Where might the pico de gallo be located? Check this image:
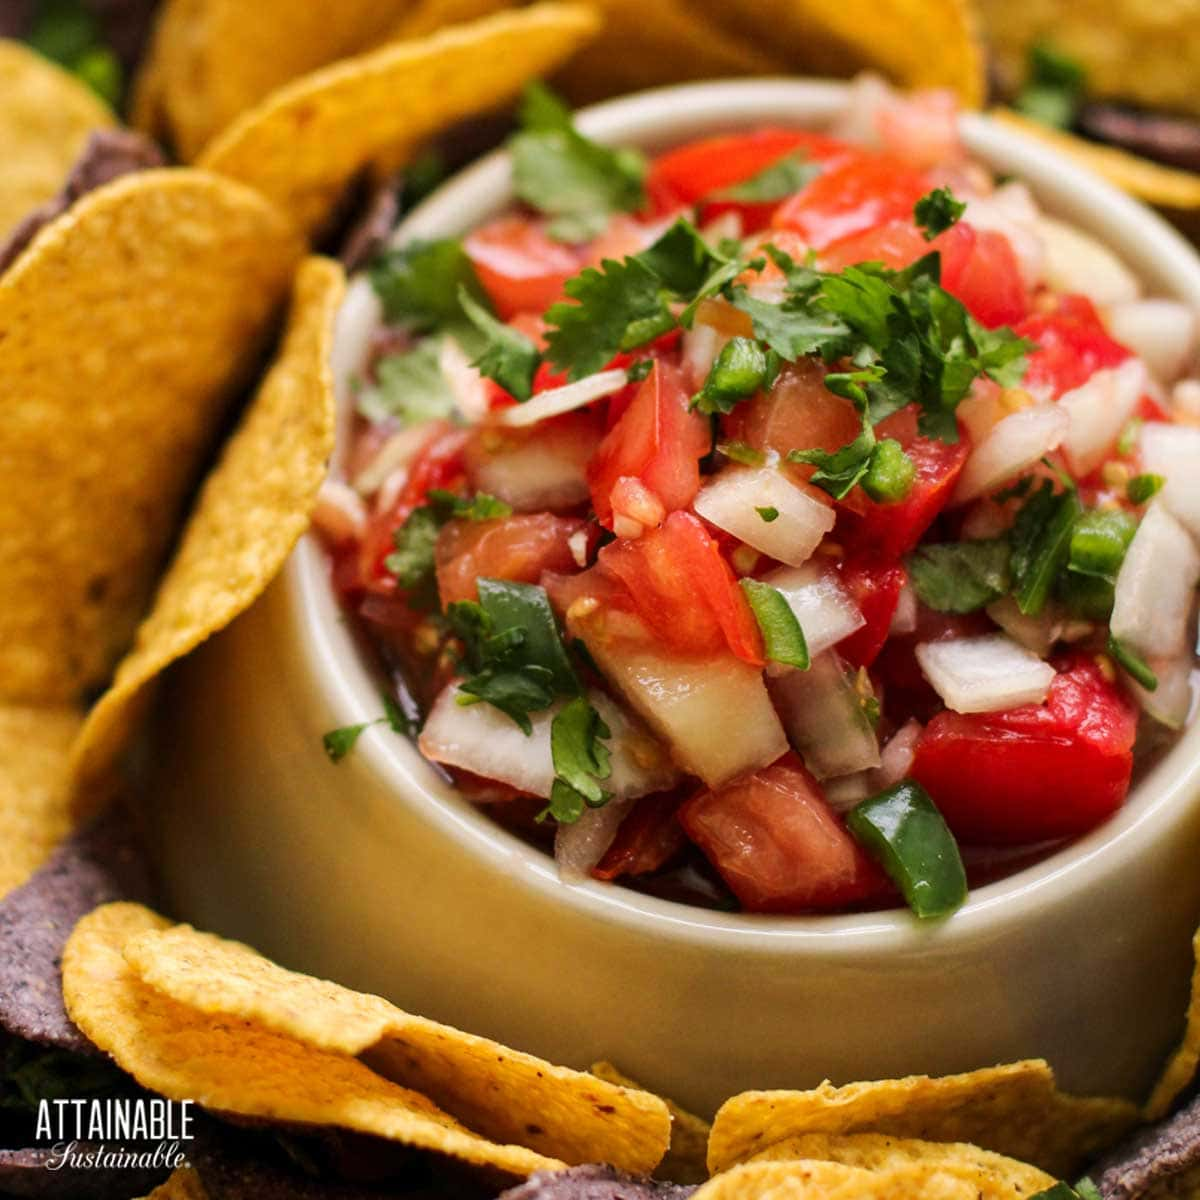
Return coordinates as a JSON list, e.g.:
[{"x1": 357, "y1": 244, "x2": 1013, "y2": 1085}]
[{"x1": 315, "y1": 76, "x2": 1200, "y2": 919}]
